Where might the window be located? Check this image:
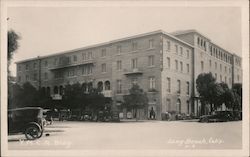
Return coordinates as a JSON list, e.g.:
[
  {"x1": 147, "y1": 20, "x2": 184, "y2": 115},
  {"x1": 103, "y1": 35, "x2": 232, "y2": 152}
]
[
  {"x1": 117, "y1": 45, "x2": 121, "y2": 54},
  {"x1": 26, "y1": 75, "x2": 29, "y2": 81},
  {"x1": 220, "y1": 64, "x2": 222, "y2": 72},
  {"x1": 215, "y1": 62, "x2": 217, "y2": 69},
  {"x1": 149, "y1": 39, "x2": 154, "y2": 49},
  {"x1": 167, "y1": 77, "x2": 171, "y2": 93},
  {"x1": 220, "y1": 75, "x2": 222, "y2": 82},
  {"x1": 225, "y1": 76, "x2": 227, "y2": 83},
  {"x1": 177, "y1": 80, "x2": 181, "y2": 94},
  {"x1": 117, "y1": 60, "x2": 122, "y2": 71},
  {"x1": 43, "y1": 72, "x2": 47, "y2": 80},
  {"x1": 225, "y1": 66, "x2": 227, "y2": 73},
  {"x1": 73, "y1": 55, "x2": 77, "y2": 62},
  {"x1": 44, "y1": 60, "x2": 48, "y2": 67},
  {"x1": 186, "y1": 82, "x2": 190, "y2": 95},
  {"x1": 167, "y1": 41, "x2": 171, "y2": 51},
  {"x1": 229, "y1": 67, "x2": 231, "y2": 74},
  {"x1": 33, "y1": 73, "x2": 37, "y2": 81},
  {"x1": 131, "y1": 58, "x2": 138, "y2": 69},
  {"x1": 175, "y1": 60, "x2": 178, "y2": 70},
  {"x1": 117, "y1": 80, "x2": 122, "y2": 94},
  {"x1": 201, "y1": 61, "x2": 204, "y2": 71},
  {"x1": 132, "y1": 42, "x2": 138, "y2": 51},
  {"x1": 25, "y1": 64, "x2": 29, "y2": 70},
  {"x1": 209, "y1": 60, "x2": 212, "y2": 68},
  {"x1": 186, "y1": 50, "x2": 190, "y2": 58},
  {"x1": 54, "y1": 58, "x2": 58, "y2": 65},
  {"x1": 197, "y1": 37, "x2": 200, "y2": 45},
  {"x1": 215, "y1": 73, "x2": 217, "y2": 80},
  {"x1": 180, "y1": 61, "x2": 183, "y2": 72},
  {"x1": 82, "y1": 66, "x2": 87, "y2": 75},
  {"x1": 237, "y1": 75, "x2": 240, "y2": 81},
  {"x1": 180, "y1": 47, "x2": 183, "y2": 56},
  {"x1": 87, "y1": 52, "x2": 93, "y2": 60},
  {"x1": 167, "y1": 57, "x2": 170, "y2": 68},
  {"x1": 101, "y1": 49, "x2": 106, "y2": 57},
  {"x1": 175, "y1": 45, "x2": 178, "y2": 54},
  {"x1": 82, "y1": 53, "x2": 87, "y2": 60},
  {"x1": 87, "y1": 65, "x2": 93, "y2": 74},
  {"x1": 33, "y1": 62, "x2": 37, "y2": 69},
  {"x1": 101, "y1": 63, "x2": 106, "y2": 73},
  {"x1": 186, "y1": 64, "x2": 190, "y2": 73},
  {"x1": 18, "y1": 65, "x2": 21, "y2": 71},
  {"x1": 149, "y1": 77, "x2": 156, "y2": 90},
  {"x1": 148, "y1": 55, "x2": 155, "y2": 67}
]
